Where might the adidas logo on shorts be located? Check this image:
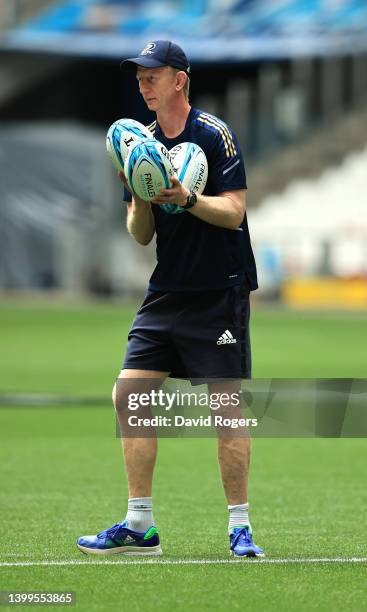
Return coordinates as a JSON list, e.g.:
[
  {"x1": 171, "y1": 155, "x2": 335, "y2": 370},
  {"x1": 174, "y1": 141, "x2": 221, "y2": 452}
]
[{"x1": 217, "y1": 330, "x2": 237, "y2": 345}]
